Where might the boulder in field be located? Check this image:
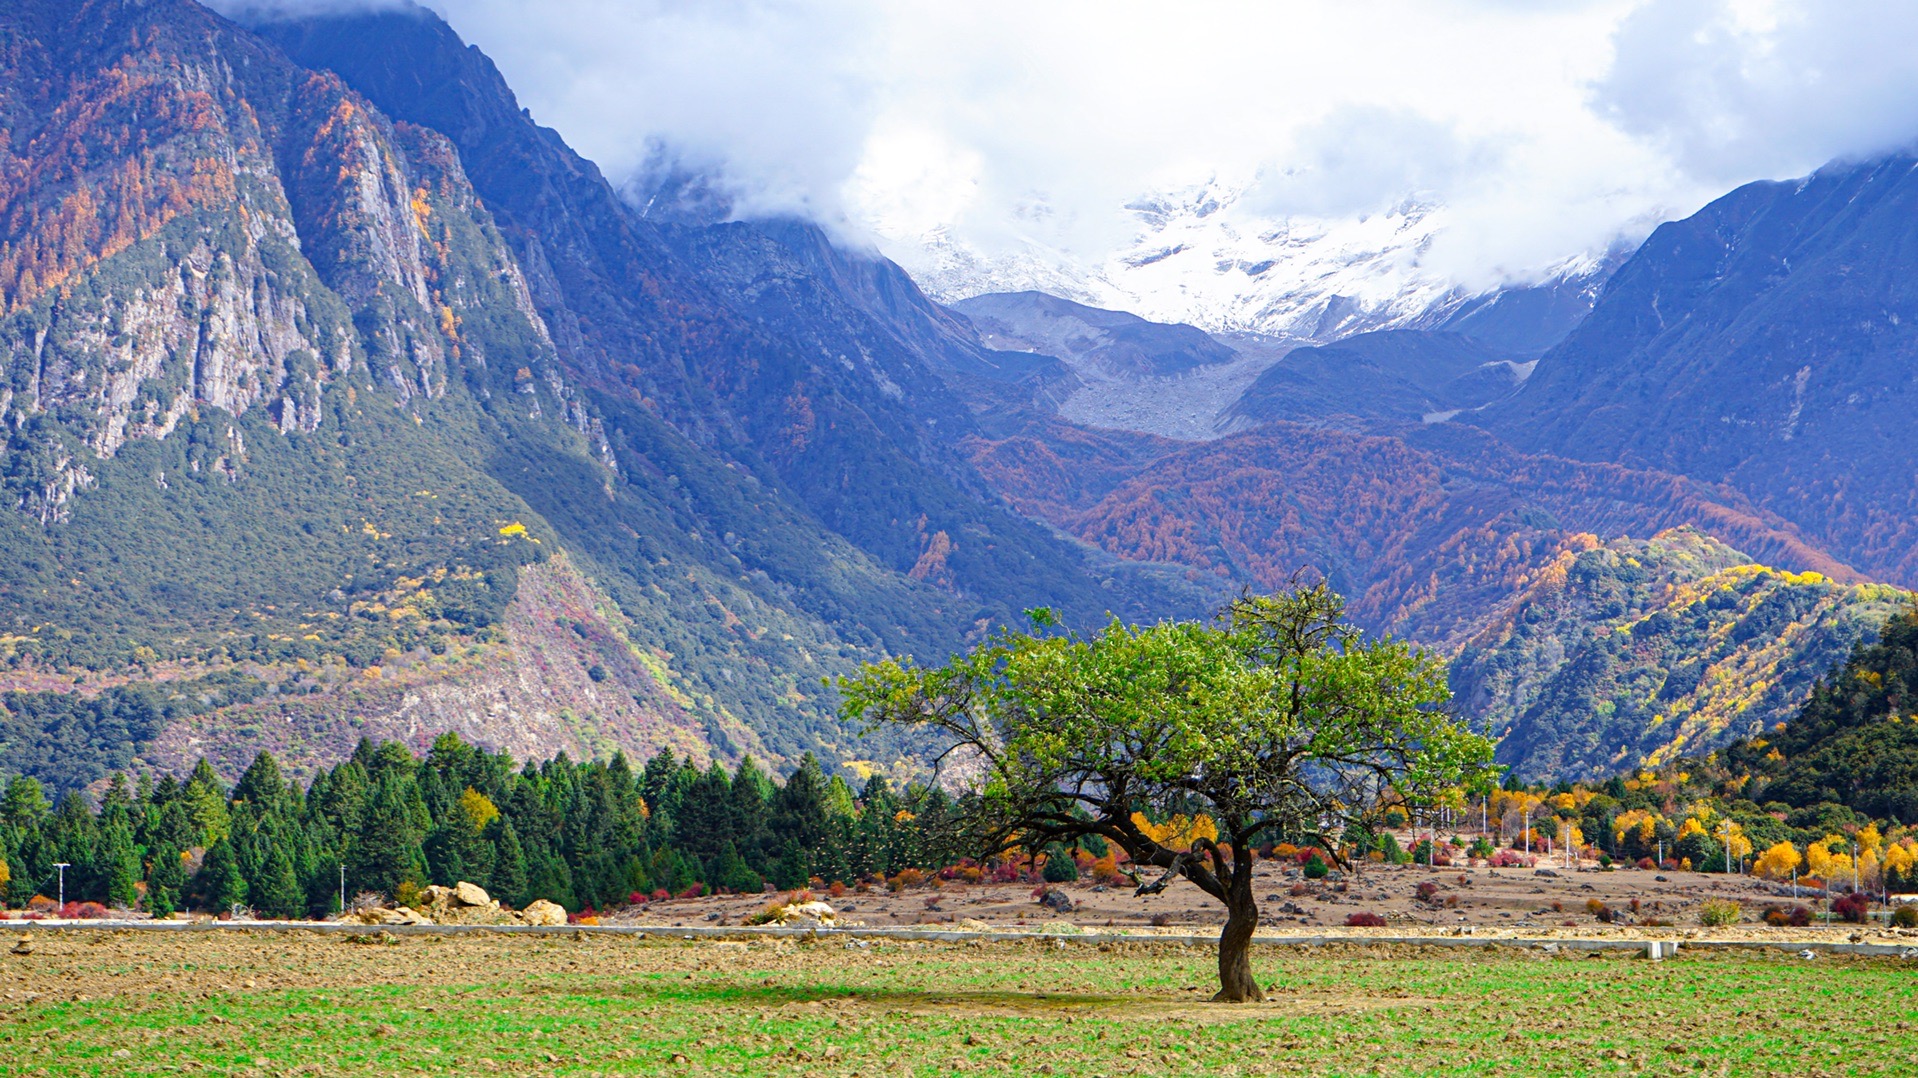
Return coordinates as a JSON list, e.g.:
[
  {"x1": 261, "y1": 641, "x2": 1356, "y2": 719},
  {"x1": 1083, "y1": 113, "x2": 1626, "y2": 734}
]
[{"x1": 520, "y1": 899, "x2": 568, "y2": 926}]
